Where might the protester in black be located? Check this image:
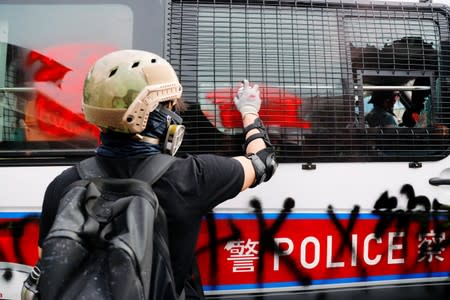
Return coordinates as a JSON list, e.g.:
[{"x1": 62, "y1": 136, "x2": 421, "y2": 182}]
[{"x1": 38, "y1": 50, "x2": 276, "y2": 299}]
